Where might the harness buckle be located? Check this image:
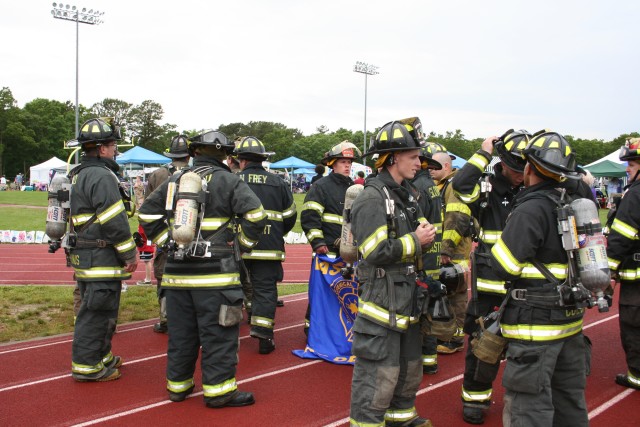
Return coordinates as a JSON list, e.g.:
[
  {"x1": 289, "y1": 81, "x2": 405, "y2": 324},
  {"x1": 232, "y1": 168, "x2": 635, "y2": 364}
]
[
  {"x1": 511, "y1": 289, "x2": 527, "y2": 301},
  {"x1": 633, "y1": 253, "x2": 640, "y2": 262},
  {"x1": 375, "y1": 268, "x2": 386, "y2": 279}
]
